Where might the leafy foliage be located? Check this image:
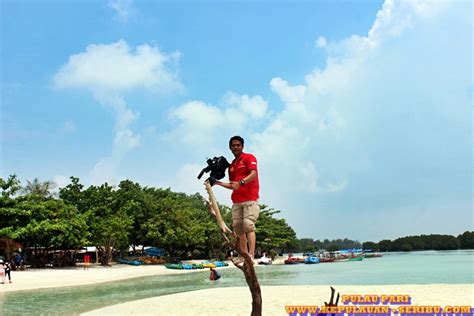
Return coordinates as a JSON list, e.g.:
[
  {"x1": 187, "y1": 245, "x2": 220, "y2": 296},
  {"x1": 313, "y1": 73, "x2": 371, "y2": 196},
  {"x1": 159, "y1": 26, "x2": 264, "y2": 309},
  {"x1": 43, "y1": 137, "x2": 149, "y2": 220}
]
[
  {"x1": 21, "y1": 178, "x2": 56, "y2": 198},
  {"x1": 294, "y1": 238, "x2": 362, "y2": 252},
  {"x1": 2, "y1": 174, "x2": 471, "y2": 268},
  {"x1": 255, "y1": 206, "x2": 298, "y2": 253}
]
